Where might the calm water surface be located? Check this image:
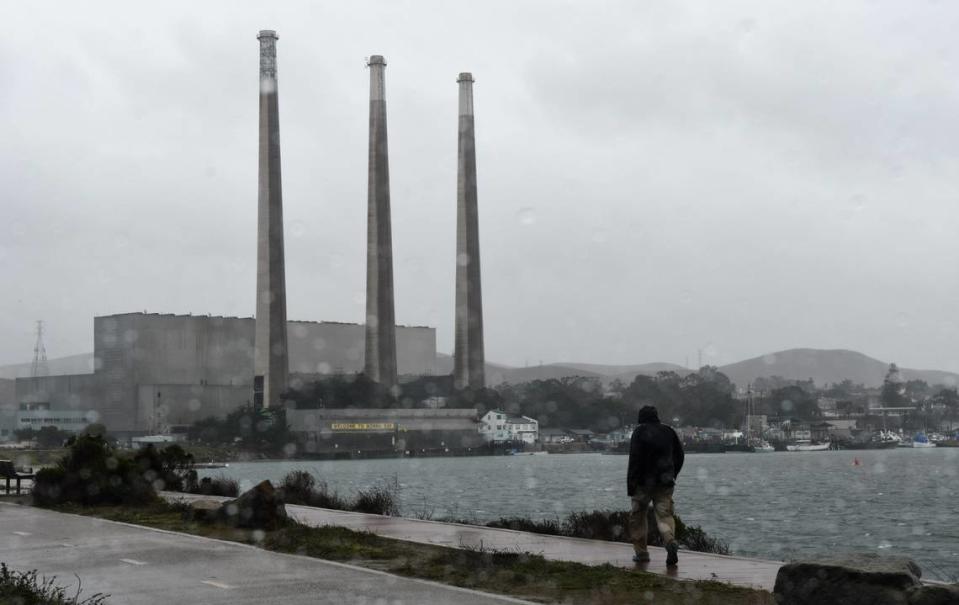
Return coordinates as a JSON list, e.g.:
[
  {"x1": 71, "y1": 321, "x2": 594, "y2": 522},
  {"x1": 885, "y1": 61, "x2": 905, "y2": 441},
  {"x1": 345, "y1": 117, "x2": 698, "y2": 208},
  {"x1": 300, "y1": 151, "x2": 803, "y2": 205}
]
[{"x1": 201, "y1": 448, "x2": 959, "y2": 581}]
